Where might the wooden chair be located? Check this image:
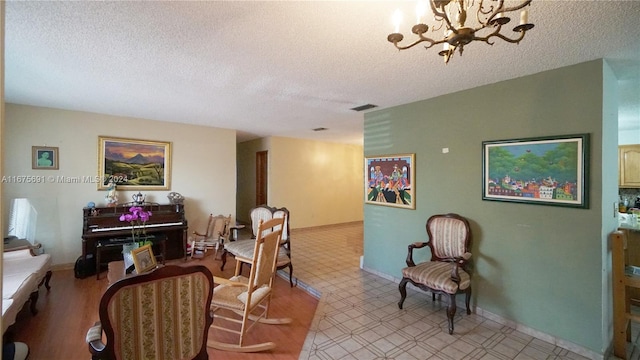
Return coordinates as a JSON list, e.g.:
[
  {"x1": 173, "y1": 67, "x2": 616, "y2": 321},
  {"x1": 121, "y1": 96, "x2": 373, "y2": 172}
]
[
  {"x1": 85, "y1": 265, "x2": 214, "y2": 360},
  {"x1": 398, "y1": 213, "x2": 472, "y2": 334},
  {"x1": 190, "y1": 214, "x2": 231, "y2": 259},
  {"x1": 208, "y1": 217, "x2": 291, "y2": 352},
  {"x1": 221, "y1": 205, "x2": 295, "y2": 287}
]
